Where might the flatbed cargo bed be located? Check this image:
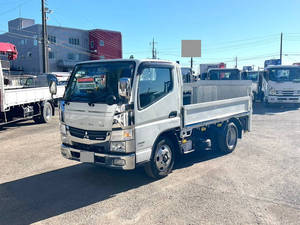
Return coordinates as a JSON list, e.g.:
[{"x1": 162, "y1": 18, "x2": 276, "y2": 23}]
[
  {"x1": 182, "y1": 80, "x2": 252, "y2": 131},
  {"x1": 2, "y1": 86, "x2": 64, "y2": 110},
  {"x1": 183, "y1": 96, "x2": 251, "y2": 129}
]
